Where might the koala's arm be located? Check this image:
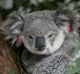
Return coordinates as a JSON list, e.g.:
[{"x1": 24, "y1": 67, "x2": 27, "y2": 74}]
[
  {"x1": 21, "y1": 50, "x2": 70, "y2": 74},
  {"x1": 21, "y1": 41, "x2": 80, "y2": 74}
]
